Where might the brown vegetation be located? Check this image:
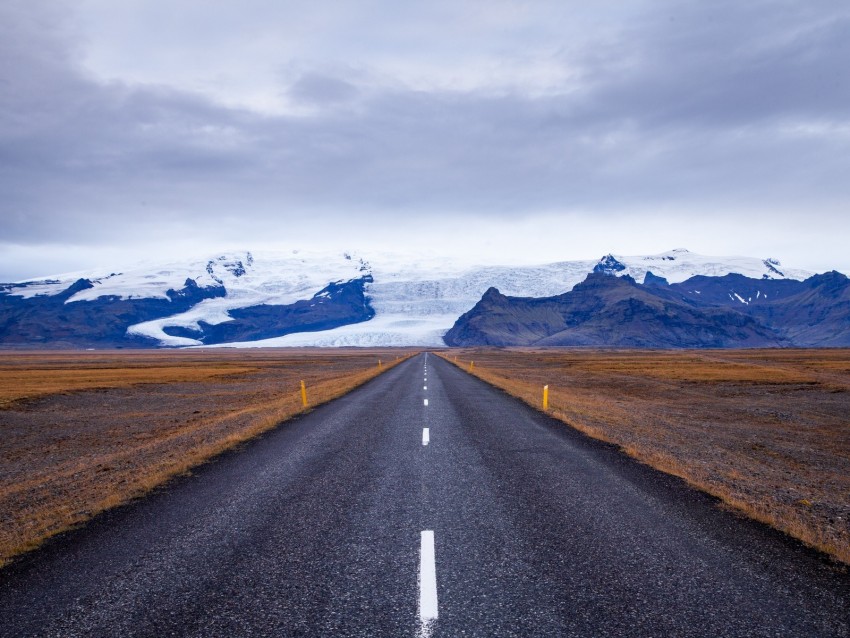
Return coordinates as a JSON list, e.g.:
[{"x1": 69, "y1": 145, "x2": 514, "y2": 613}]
[
  {"x1": 0, "y1": 349, "x2": 414, "y2": 566},
  {"x1": 439, "y1": 348, "x2": 850, "y2": 565}
]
